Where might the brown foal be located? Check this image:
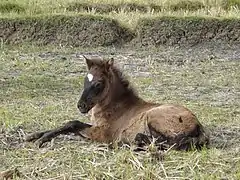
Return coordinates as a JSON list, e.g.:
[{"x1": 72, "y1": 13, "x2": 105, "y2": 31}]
[{"x1": 26, "y1": 56, "x2": 209, "y2": 150}]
